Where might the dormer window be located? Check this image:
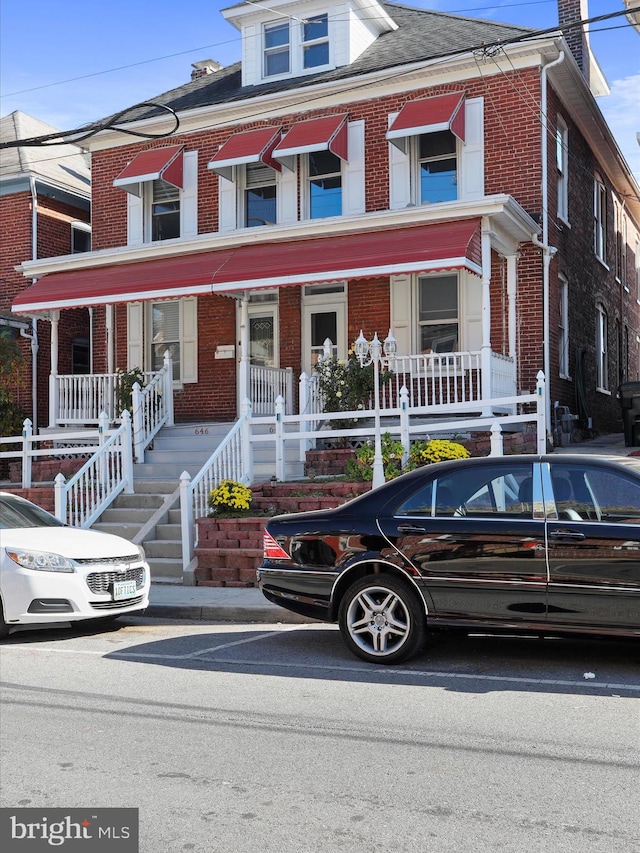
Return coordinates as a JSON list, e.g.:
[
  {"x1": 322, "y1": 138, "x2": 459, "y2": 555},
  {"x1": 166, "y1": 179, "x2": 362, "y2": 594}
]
[
  {"x1": 264, "y1": 21, "x2": 290, "y2": 76},
  {"x1": 303, "y1": 14, "x2": 329, "y2": 68},
  {"x1": 262, "y1": 12, "x2": 330, "y2": 79}
]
